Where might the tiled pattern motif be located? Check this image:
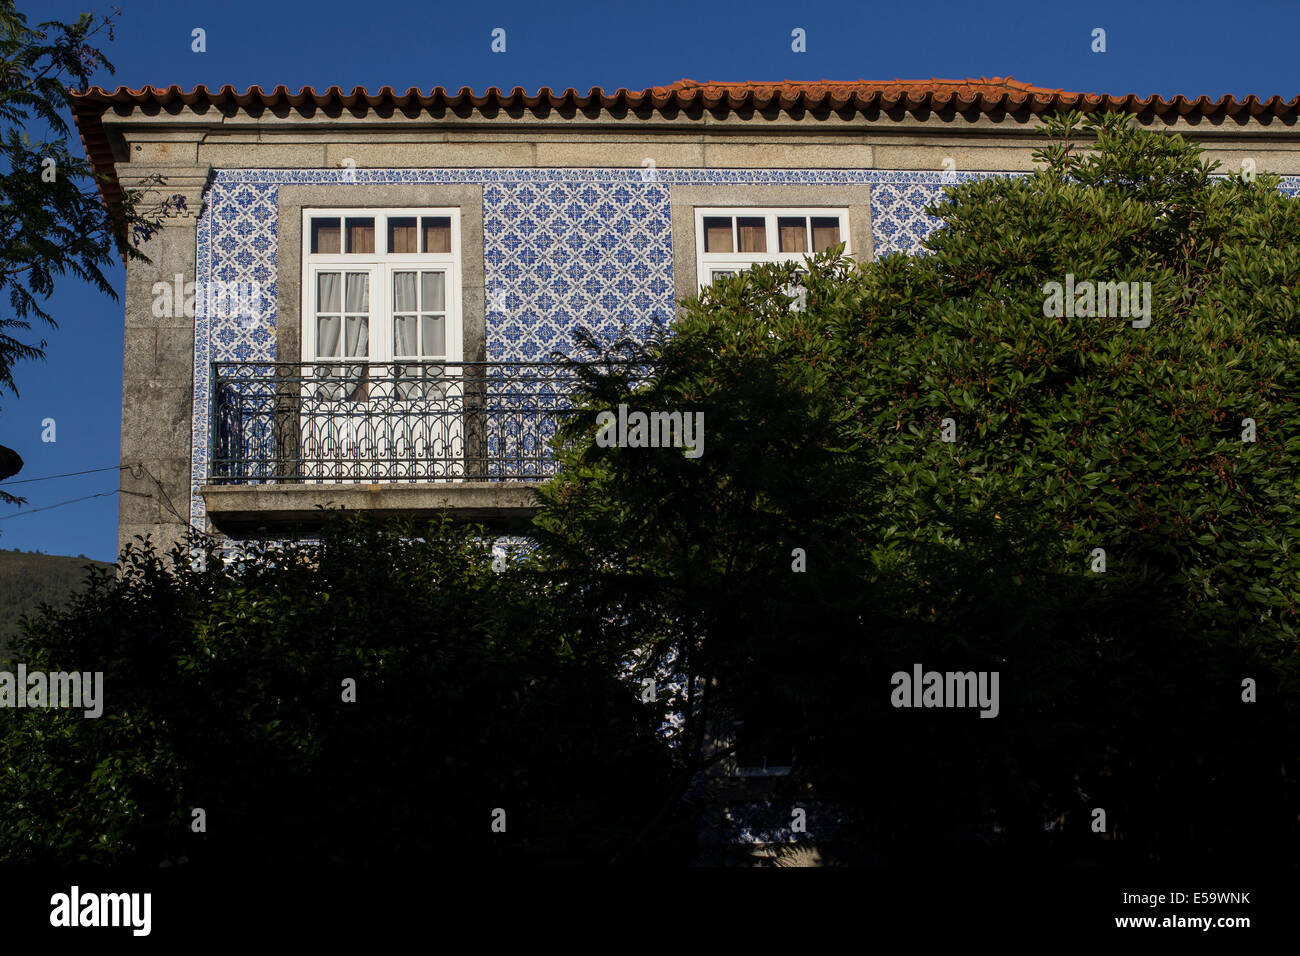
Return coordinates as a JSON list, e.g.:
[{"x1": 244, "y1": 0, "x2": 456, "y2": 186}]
[
  {"x1": 186, "y1": 168, "x2": 1300, "y2": 850},
  {"x1": 188, "y1": 168, "x2": 1069, "y2": 532}
]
